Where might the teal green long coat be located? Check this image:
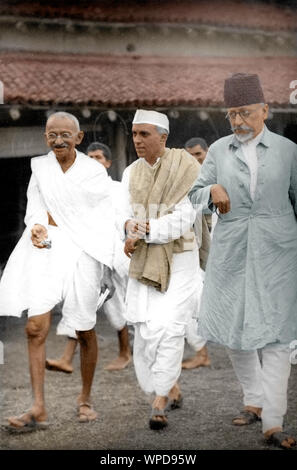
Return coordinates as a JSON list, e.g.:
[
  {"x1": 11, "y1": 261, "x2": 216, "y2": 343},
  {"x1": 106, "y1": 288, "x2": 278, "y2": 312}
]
[{"x1": 189, "y1": 125, "x2": 297, "y2": 350}]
